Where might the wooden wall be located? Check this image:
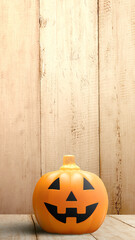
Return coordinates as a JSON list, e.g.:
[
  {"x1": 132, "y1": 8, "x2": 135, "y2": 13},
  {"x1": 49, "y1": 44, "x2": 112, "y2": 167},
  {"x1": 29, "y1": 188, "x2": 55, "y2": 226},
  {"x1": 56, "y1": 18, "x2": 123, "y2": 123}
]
[
  {"x1": 0, "y1": 0, "x2": 40, "y2": 213},
  {"x1": 99, "y1": 0, "x2": 135, "y2": 214},
  {"x1": 0, "y1": 0, "x2": 135, "y2": 214}
]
